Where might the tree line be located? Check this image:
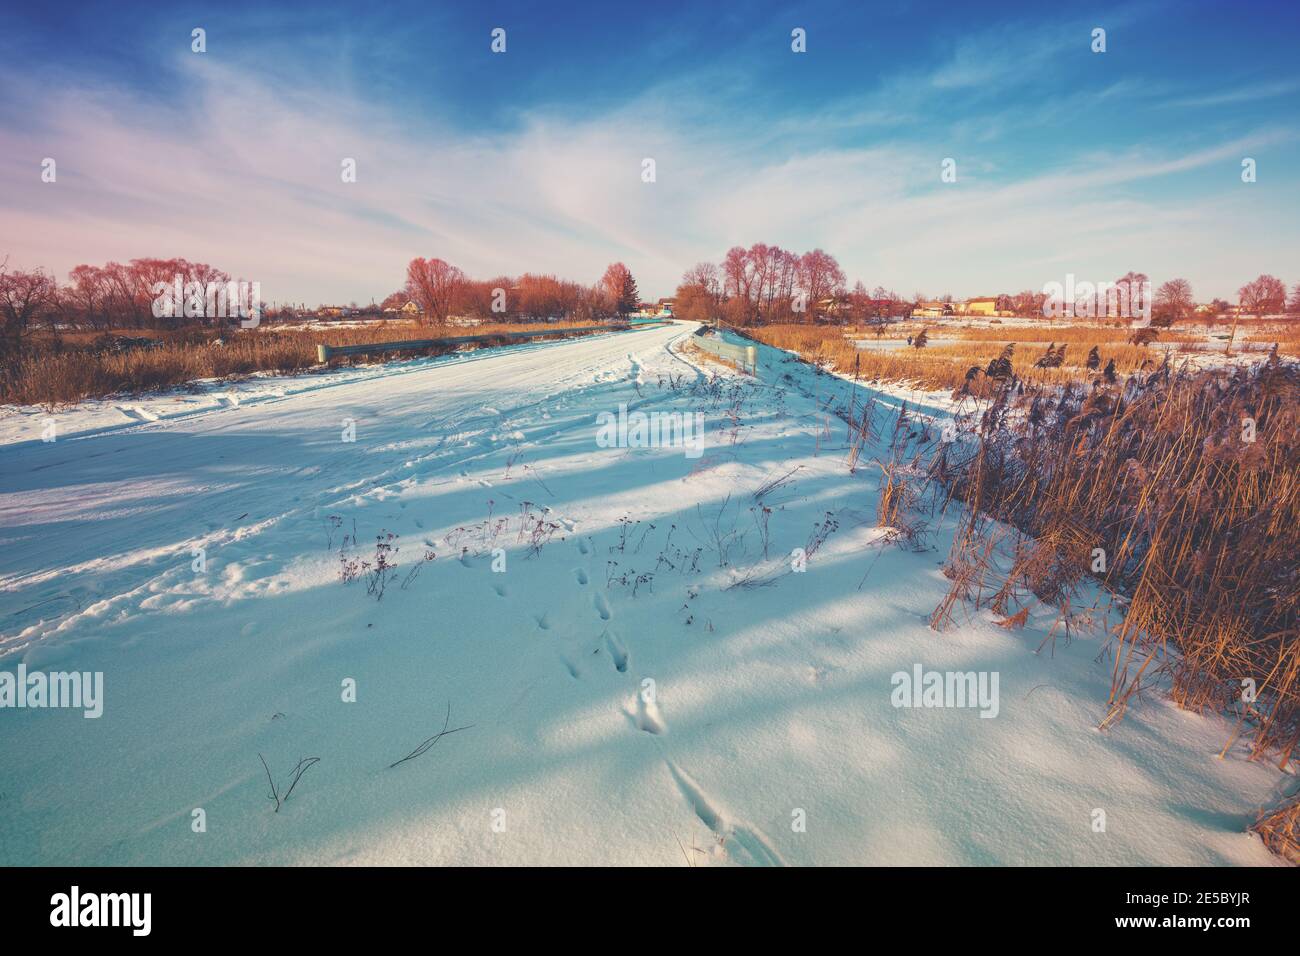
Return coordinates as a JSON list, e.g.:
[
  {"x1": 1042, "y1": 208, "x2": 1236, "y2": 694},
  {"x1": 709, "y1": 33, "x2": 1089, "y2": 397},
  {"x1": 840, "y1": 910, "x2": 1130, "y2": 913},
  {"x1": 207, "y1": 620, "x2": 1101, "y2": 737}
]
[
  {"x1": 0, "y1": 255, "x2": 645, "y2": 362},
  {"x1": 673, "y1": 244, "x2": 862, "y2": 326},
  {"x1": 0, "y1": 256, "x2": 247, "y2": 357},
  {"x1": 671, "y1": 247, "x2": 1299, "y2": 333},
  {"x1": 393, "y1": 259, "x2": 640, "y2": 325},
  {"x1": 2, "y1": 247, "x2": 1296, "y2": 365}
]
